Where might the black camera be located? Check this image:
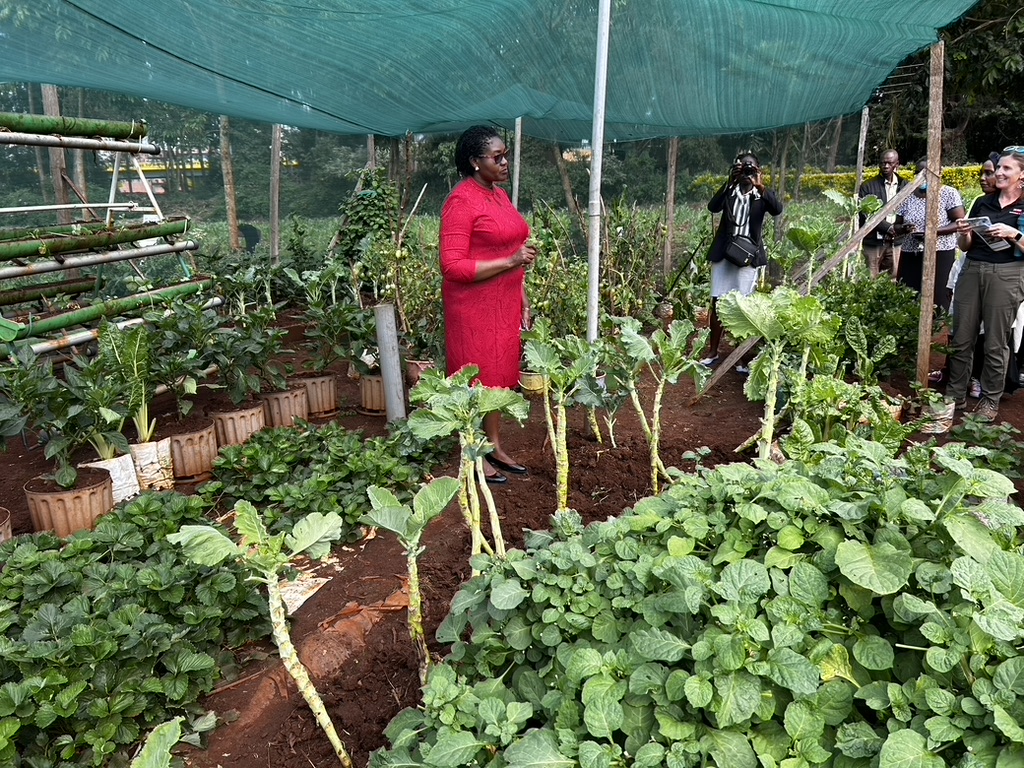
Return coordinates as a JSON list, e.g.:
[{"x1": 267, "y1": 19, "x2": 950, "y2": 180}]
[{"x1": 740, "y1": 161, "x2": 758, "y2": 177}]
